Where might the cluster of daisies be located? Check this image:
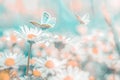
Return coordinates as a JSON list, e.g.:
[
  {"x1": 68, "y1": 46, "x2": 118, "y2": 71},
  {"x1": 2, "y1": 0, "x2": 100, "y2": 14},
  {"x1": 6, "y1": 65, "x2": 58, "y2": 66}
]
[{"x1": 0, "y1": 12, "x2": 120, "y2": 80}]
